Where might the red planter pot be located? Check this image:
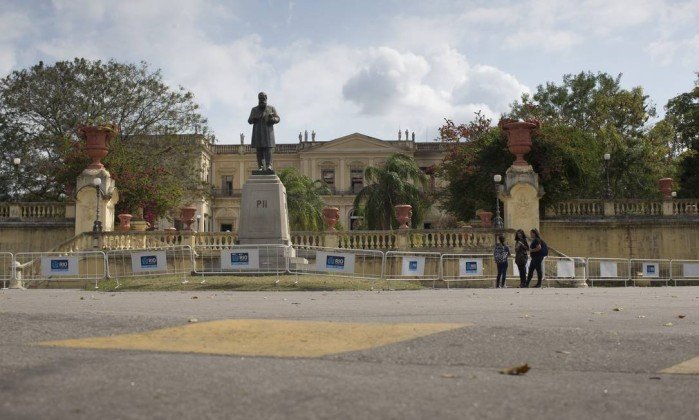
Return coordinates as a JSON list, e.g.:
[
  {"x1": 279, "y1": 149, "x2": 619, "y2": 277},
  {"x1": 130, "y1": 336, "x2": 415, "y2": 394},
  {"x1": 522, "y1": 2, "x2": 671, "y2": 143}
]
[
  {"x1": 658, "y1": 178, "x2": 673, "y2": 199},
  {"x1": 322, "y1": 207, "x2": 340, "y2": 231},
  {"x1": 395, "y1": 204, "x2": 413, "y2": 230},
  {"x1": 478, "y1": 211, "x2": 493, "y2": 228},
  {"x1": 180, "y1": 206, "x2": 197, "y2": 231},
  {"x1": 501, "y1": 121, "x2": 538, "y2": 166},
  {"x1": 77, "y1": 125, "x2": 118, "y2": 170},
  {"x1": 117, "y1": 214, "x2": 133, "y2": 231}
]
